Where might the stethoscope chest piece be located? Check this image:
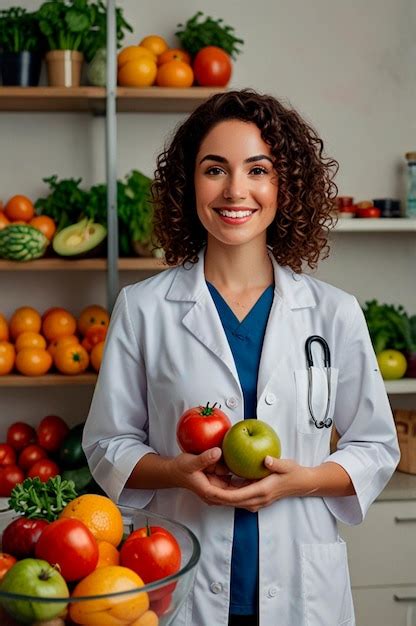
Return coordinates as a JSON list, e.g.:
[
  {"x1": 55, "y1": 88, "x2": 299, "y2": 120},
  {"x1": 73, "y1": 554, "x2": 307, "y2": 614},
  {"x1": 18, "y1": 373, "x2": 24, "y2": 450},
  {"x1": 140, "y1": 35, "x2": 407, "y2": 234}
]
[{"x1": 304, "y1": 335, "x2": 333, "y2": 429}]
